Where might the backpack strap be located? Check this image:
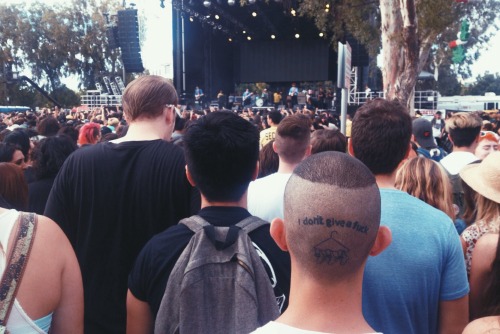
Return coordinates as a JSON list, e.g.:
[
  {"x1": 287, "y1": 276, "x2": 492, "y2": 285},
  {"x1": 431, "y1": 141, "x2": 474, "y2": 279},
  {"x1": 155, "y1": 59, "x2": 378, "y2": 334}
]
[
  {"x1": 236, "y1": 216, "x2": 270, "y2": 234},
  {"x1": 179, "y1": 215, "x2": 210, "y2": 234},
  {"x1": 179, "y1": 215, "x2": 269, "y2": 251},
  {"x1": 0, "y1": 212, "x2": 37, "y2": 333},
  {"x1": 416, "y1": 147, "x2": 431, "y2": 159},
  {"x1": 180, "y1": 215, "x2": 241, "y2": 251}
]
